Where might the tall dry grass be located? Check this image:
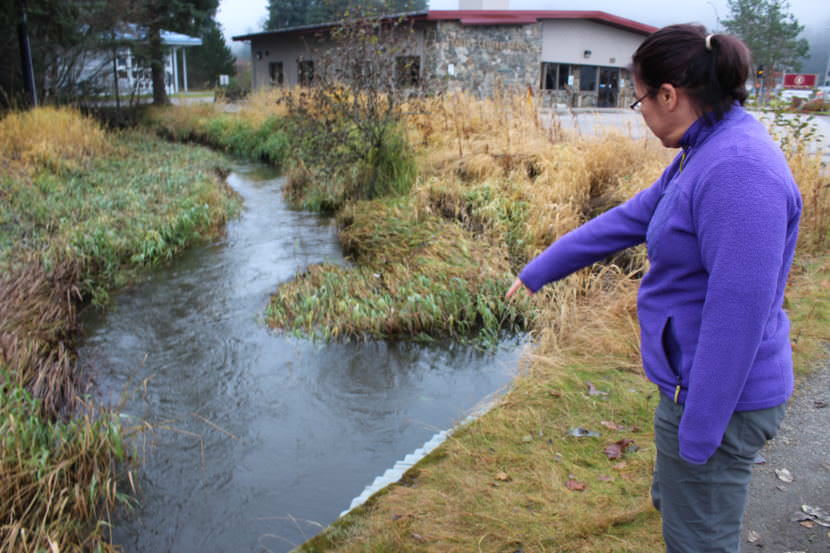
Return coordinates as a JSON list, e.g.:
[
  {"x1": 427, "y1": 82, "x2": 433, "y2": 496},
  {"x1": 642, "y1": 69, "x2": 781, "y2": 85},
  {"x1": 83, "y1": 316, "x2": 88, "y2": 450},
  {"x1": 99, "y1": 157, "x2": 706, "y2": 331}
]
[
  {"x1": 0, "y1": 107, "x2": 110, "y2": 175},
  {"x1": 292, "y1": 93, "x2": 830, "y2": 552}
]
